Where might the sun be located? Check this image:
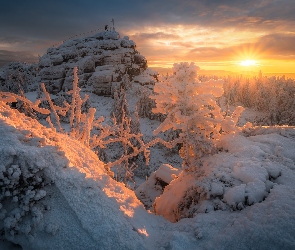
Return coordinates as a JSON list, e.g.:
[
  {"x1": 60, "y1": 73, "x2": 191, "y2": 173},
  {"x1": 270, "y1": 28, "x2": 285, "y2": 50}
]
[{"x1": 240, "y1": 60, "x2": 258, "y2": 67}]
